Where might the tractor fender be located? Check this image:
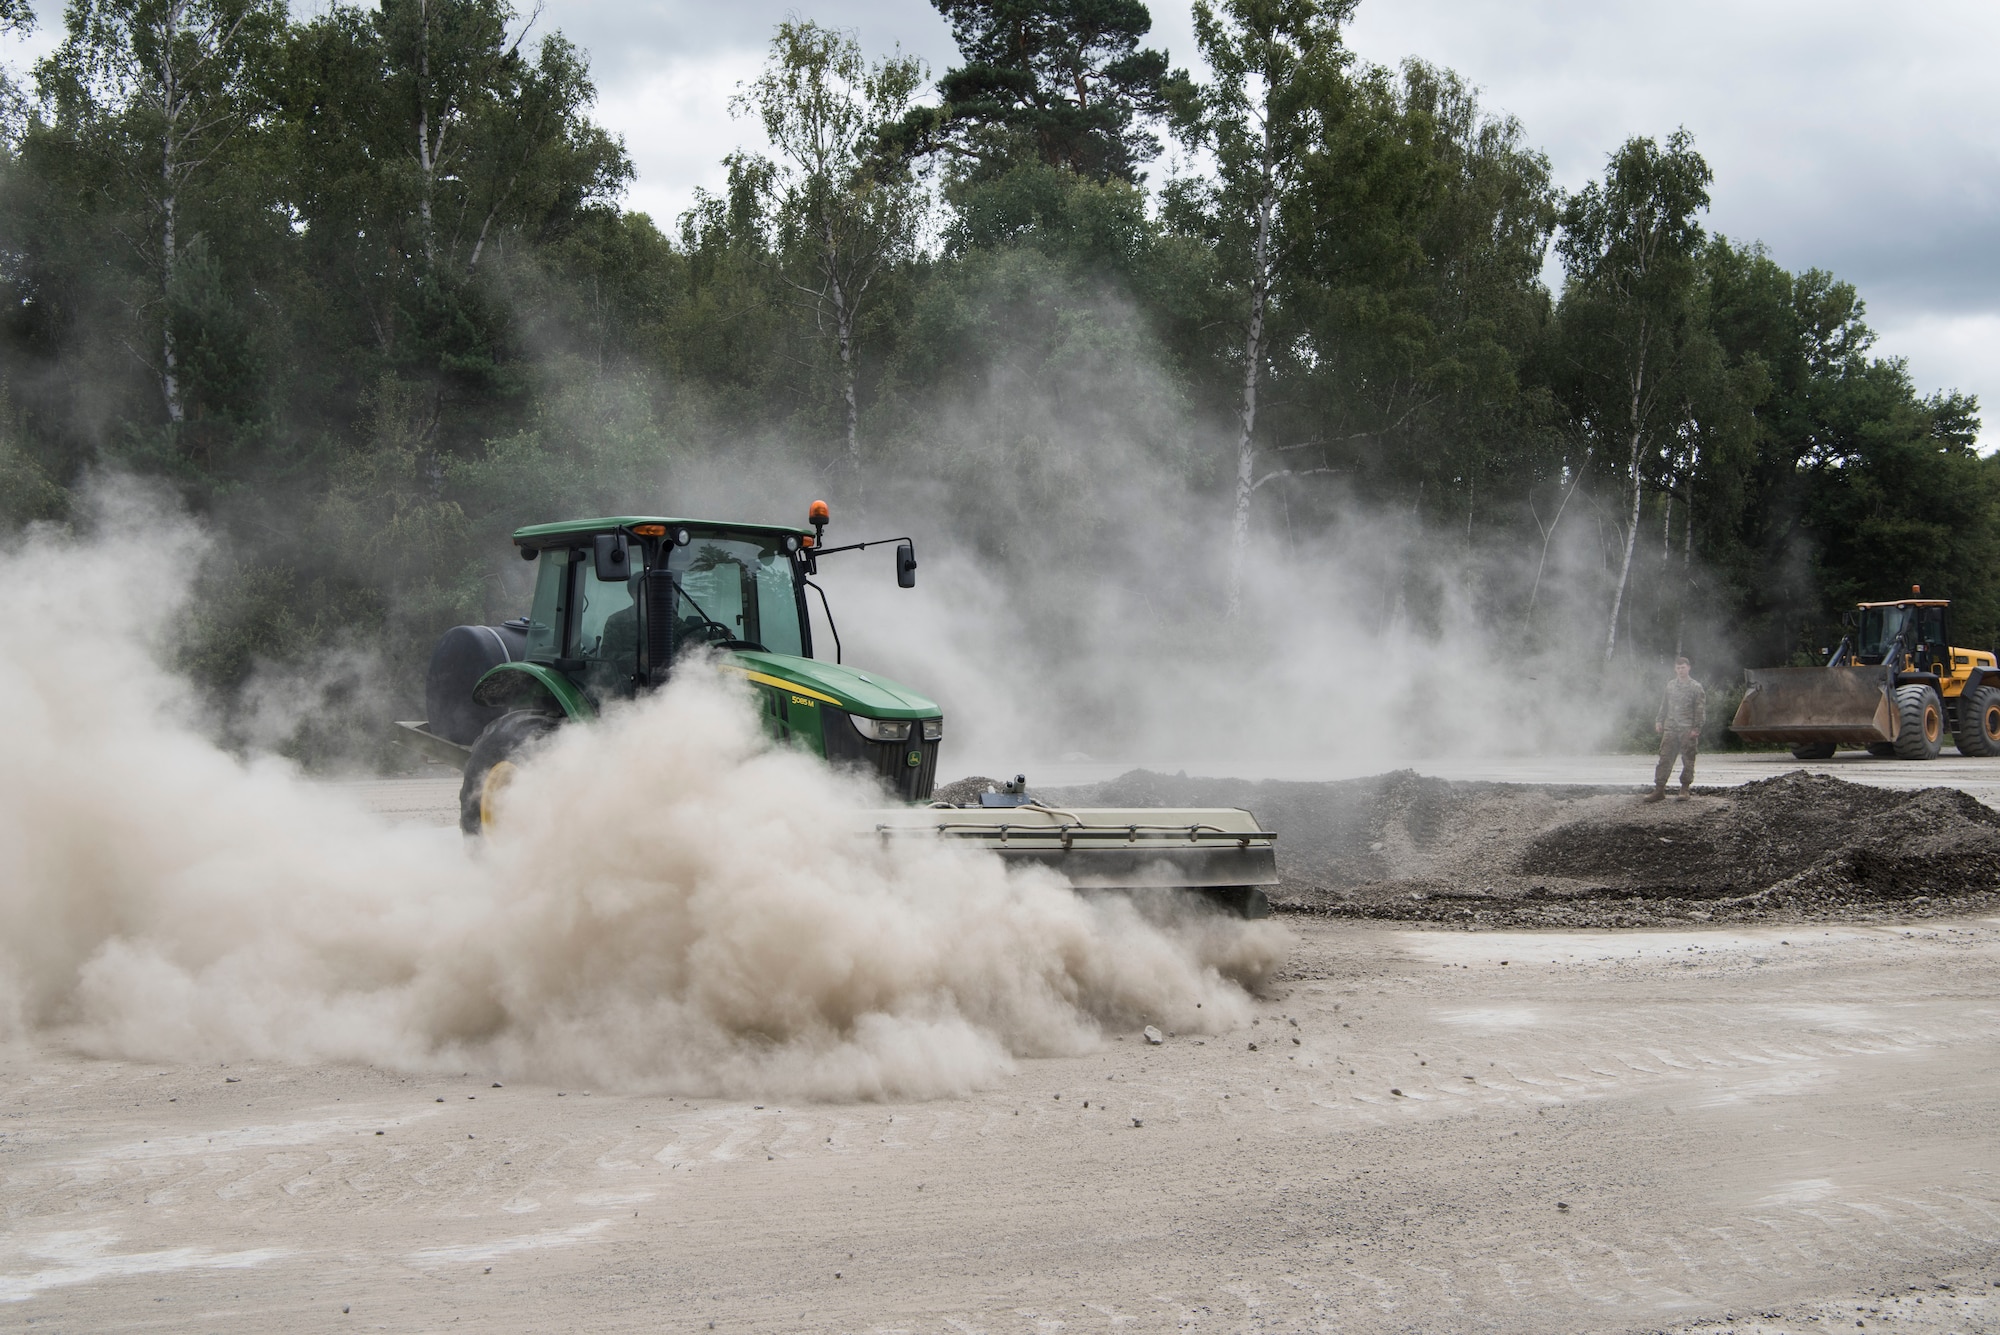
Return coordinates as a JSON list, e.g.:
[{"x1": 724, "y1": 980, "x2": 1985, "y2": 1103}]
[{"x1": 471, "y1": 662, "x2": 594, "y2": 721}]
